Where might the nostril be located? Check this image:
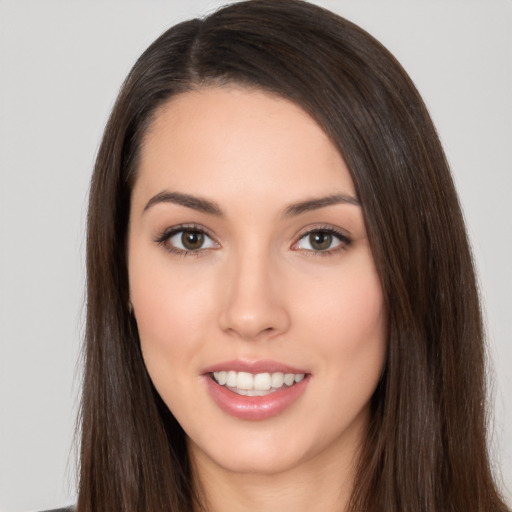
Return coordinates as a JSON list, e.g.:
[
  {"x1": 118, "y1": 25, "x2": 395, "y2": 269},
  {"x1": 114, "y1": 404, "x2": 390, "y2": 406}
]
[{"x1": 217, "y1": 276, "x2": 291, "y2": 339}]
